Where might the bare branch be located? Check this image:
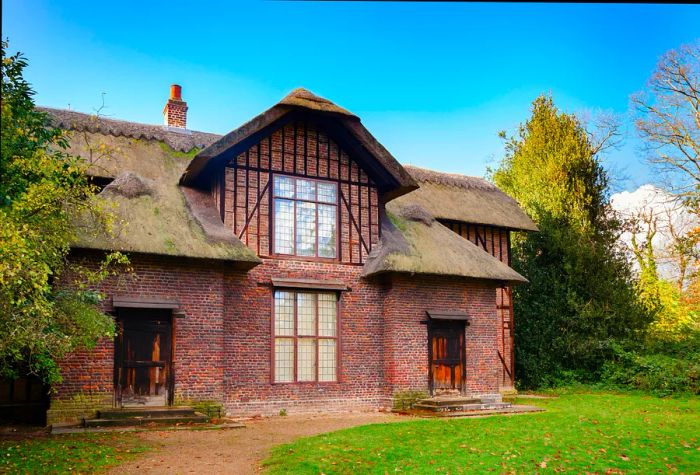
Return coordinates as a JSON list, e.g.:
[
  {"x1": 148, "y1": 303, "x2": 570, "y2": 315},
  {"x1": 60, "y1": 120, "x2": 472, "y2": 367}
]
[{"x1": 633, "y1": 40, "x2": 700, "y2": 205}]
